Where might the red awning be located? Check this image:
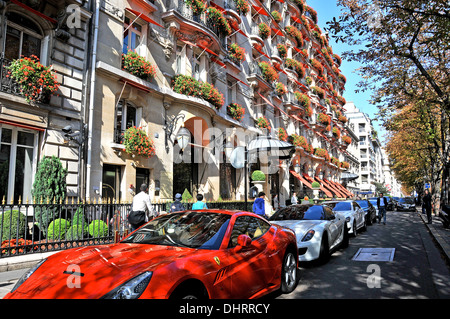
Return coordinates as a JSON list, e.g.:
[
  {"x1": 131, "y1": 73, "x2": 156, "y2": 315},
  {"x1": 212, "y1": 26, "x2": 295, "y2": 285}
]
[
  {"x1": 302, "y1": 174, "x2": 333, "y2": 198},
  {"x1": 0, "y1": 119, "x2": 45, "y2": 132},
  {"x1": 258, "y1": 92, "x2": 289, "y2": 117},
  {"x1": 10, "y1": 0, "x2": 57, "y2": 24},
  {"x1": 319, "y1": 177, "x2": 345, "y2": 198},
  {"x1": 197, "y1": 43, "x2": 219, "y2": 57},
  {"x1": 231, "y1": 24, "x2": 248, "y2": 37},
  {"x1": 252, "y1": 5, "x2": 269, "y2": 16},
  {"x1": 290, "y1": 170, "x2": 313, "y2": 189},
  {"x1": 252, "y1": 44, "x2": 270, "y2": 59},
  {"x1": 228, "y1": 73, "x2": 249, "y2": 86},
  {"x1": 271, "y1": 27, "x2": 284, "y2": 37},
  {"x1": 126, "y1": 8, "x2": 163, "y2": 28},
  {"x1": 291, "y1": 15, "x2": 302, "y2": 24},
  {"x1": 211, "y1": 56, "x2": 227, "y2": 68}
]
